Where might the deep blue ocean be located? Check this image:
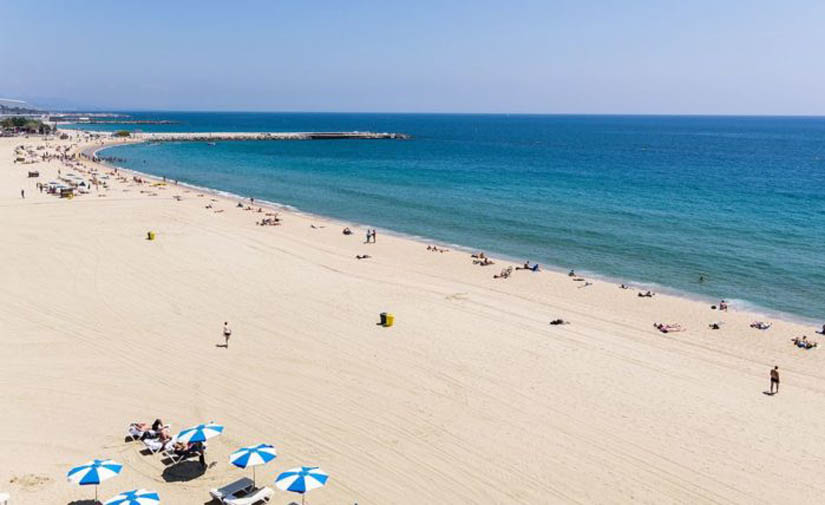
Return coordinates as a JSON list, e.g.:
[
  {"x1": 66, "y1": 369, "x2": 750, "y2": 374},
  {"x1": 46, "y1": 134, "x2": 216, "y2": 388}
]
[{"x1": 68, "y1": 112, "x2": 825, "y2": 321}]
